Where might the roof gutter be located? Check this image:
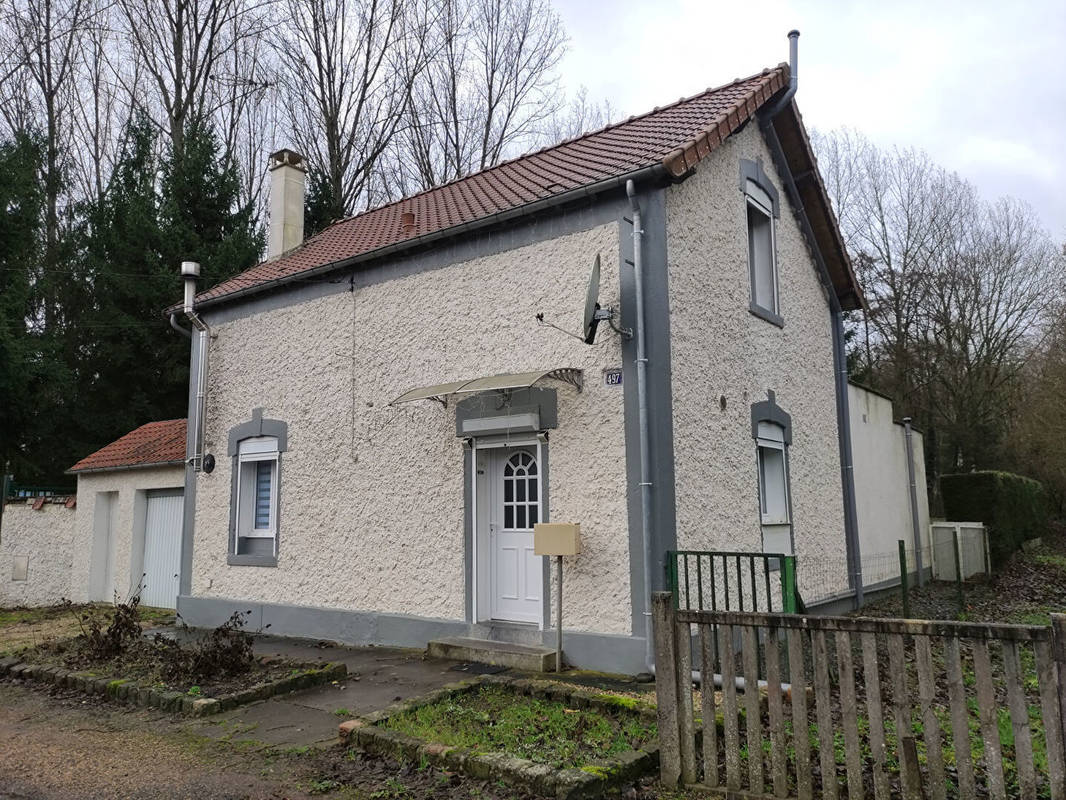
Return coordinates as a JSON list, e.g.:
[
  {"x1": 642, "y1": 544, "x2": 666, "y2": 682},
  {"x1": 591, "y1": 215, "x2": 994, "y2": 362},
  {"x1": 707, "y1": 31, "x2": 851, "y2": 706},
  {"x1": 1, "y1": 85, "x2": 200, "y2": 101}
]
[
  {"x1": 182, "y1": 163, "x2": 671, "y2": 314},
  {"x1": 66, "y1": 459, "x2": 185, "y2": 476}
]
